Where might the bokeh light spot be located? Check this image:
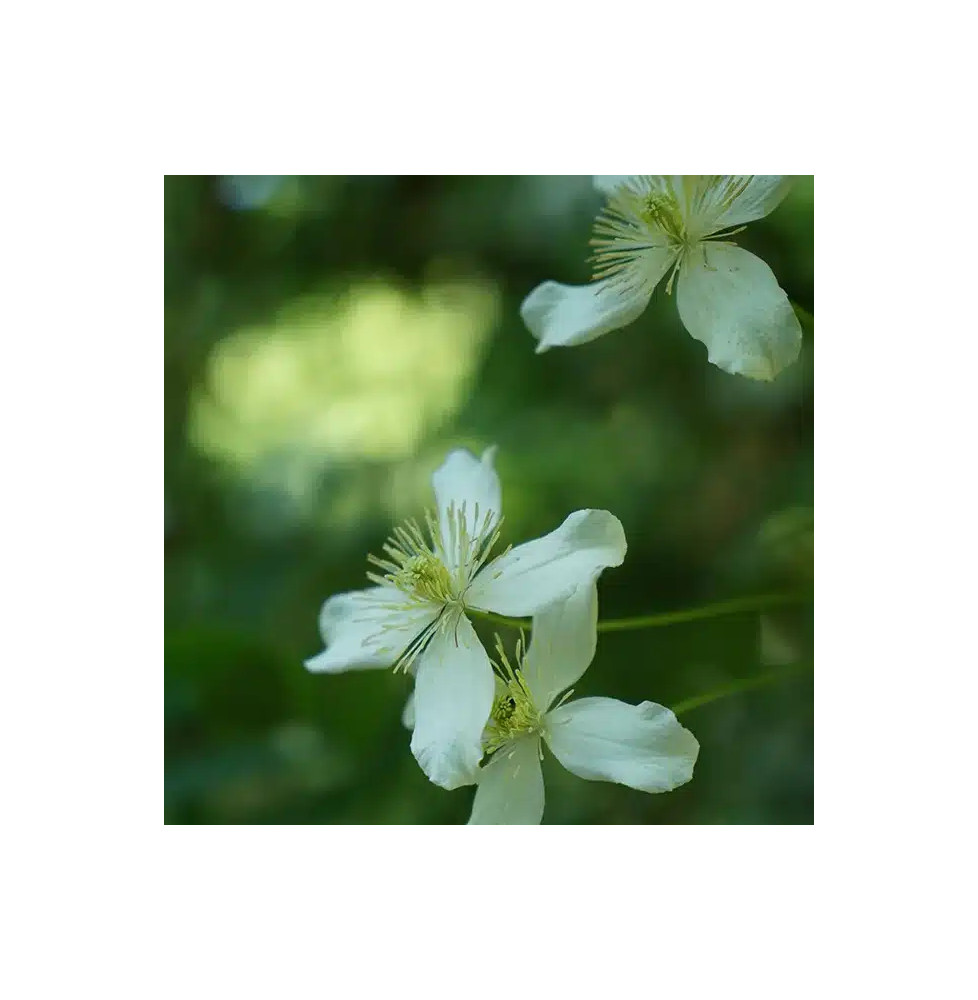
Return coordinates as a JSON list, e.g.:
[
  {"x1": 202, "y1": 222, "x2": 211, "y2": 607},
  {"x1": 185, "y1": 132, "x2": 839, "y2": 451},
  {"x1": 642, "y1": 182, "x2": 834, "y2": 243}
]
[{"x1": 190, "y1": 279, "x2": 500, "y2": 493}]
